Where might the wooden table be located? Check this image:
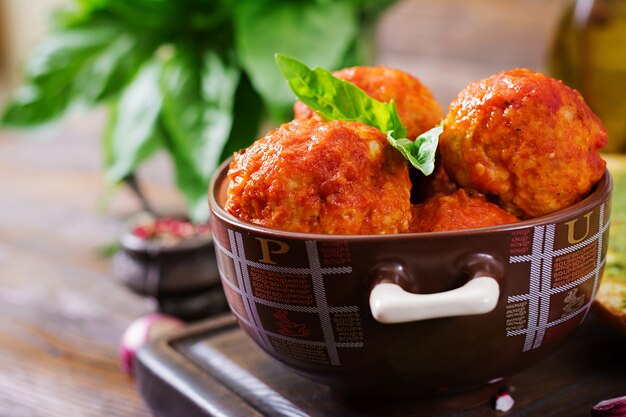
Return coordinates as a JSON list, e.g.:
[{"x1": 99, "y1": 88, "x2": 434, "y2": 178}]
[
  {"x1": 0, "y1": 112, "x2": 172, "y2": 417},
  {"x1": 0, "y1": 1, "x2": 573, "y2": 416}
]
